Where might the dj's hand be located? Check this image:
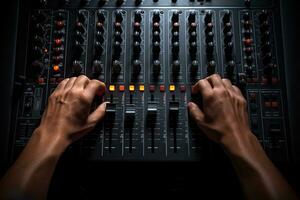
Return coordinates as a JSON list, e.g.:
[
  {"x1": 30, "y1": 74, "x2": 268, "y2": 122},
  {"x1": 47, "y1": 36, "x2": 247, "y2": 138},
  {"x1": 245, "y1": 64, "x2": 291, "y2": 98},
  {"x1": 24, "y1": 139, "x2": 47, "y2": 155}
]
[
  {"x1": 188, "y1": 74, "x2": 252, "y2": 154},
  {"x1": 36, "y1": 75, "x2": 107, "y2": 148}
]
